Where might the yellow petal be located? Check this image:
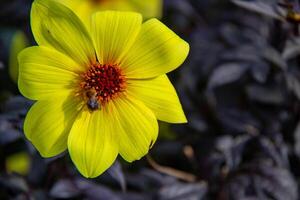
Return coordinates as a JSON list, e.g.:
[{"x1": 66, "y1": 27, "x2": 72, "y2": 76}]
[
  {"x1": 120, "y1": 19, "x2": 189, "y2": 78},
  {"x1": 128, "y1": 75, "x2": 187, "y2": 123},
  {"x1": 68, "y1": 108, "x2": 118, "y2": 178},
  {"x1": 24, "y1": 95, "x2": 81, "y2": 157},
  {"x1": 126, "y1": 0, "x2": 162, "y2": 19},
  {"x1": 54, "y1": 0, "x2": 92, "y2": 28},
  {"x1": 93, "y1": 0, "x2": 162, "y2": 19},
  {"x1": 91, "y1": 11, "x2": 142, "y2": 65},
  {"x1": 57, "y1": 0, "x2": 162, "y2": 22},
  {"x1": 9, "y1": 31, "x2": 29, "y2": 83},
  {"x1": 53, "y1": 0, "x2": 77, "y2": 8},
  {"x1": 18, "y1": 46, "x2": 82, "y2": 100},
  {"x1": 112, "y1": 96, "x2": 158, "y2": 162},
  {"x1": 31, "y1": 0, "x2": 95, "y2": 66}
]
